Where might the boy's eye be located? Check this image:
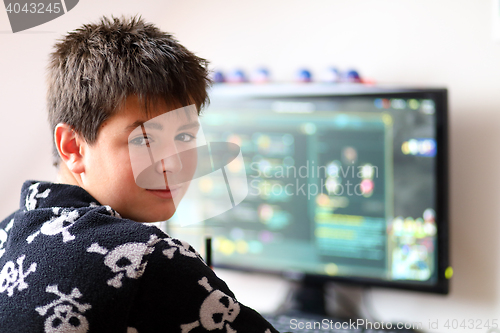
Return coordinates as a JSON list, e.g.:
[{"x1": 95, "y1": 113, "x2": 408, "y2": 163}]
[
  {"x1": 129, "y1": 135, "x2": 153, "y2": 146},
  {"x1": 176, "y1": 133, "x2": 196, "y2": 142}
]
